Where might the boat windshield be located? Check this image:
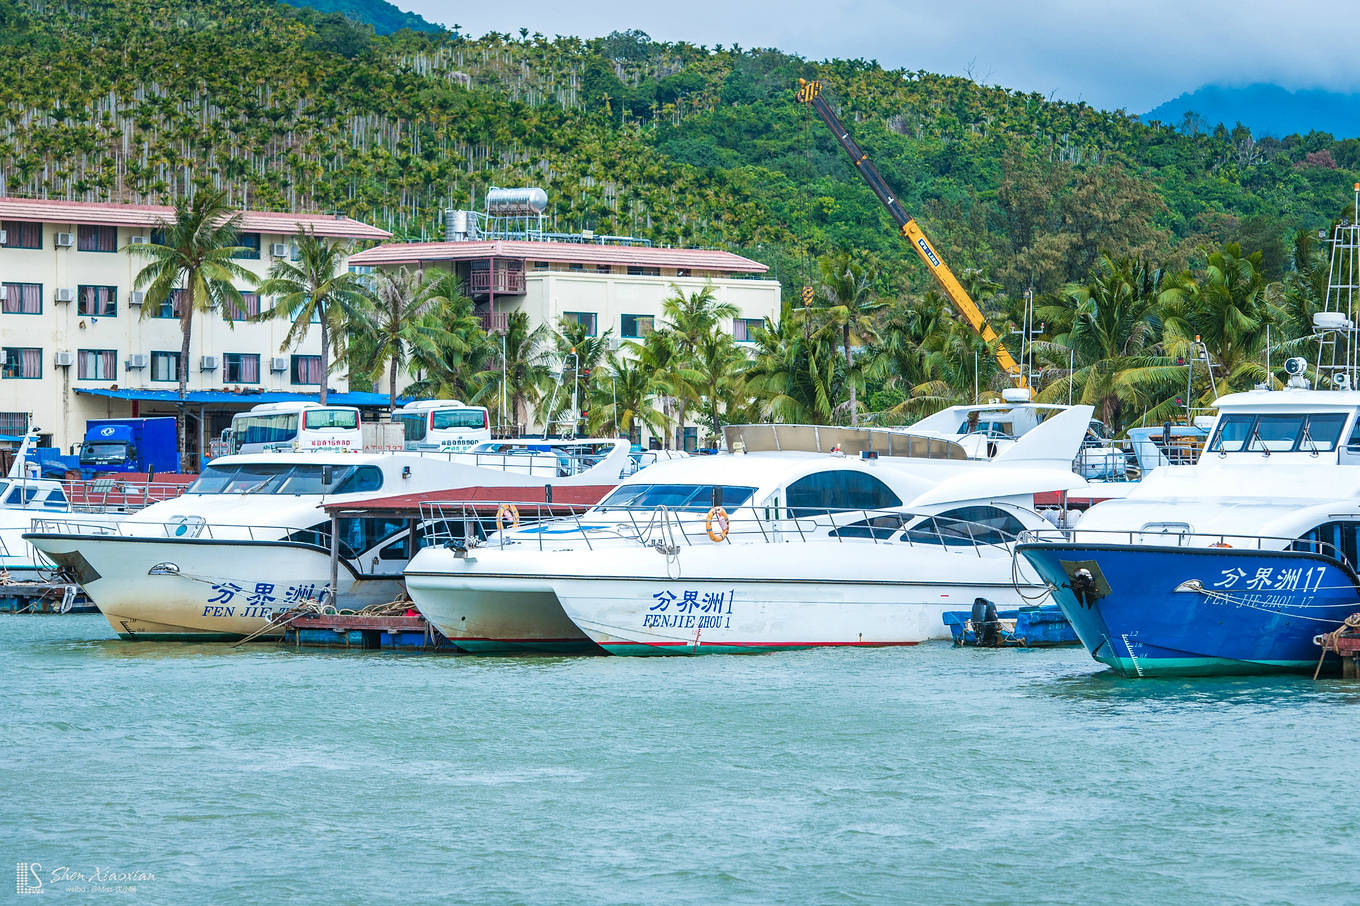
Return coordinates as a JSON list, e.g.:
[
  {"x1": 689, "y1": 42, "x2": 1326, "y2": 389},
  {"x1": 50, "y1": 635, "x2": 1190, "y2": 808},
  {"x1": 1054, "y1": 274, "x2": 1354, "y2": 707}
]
[
  {"x1": 1207, "y1": 412, "x2": 1349, "y2": 453},
  {"x1": 186, "y1": 463, "x2": 384, "y2": 496},
  {"x1": 594, "y1": 483, "x2": 758, "y2": 512}
]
